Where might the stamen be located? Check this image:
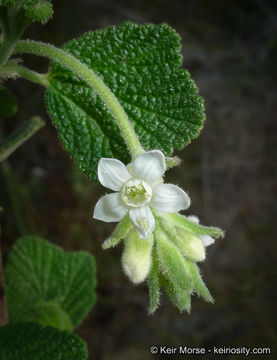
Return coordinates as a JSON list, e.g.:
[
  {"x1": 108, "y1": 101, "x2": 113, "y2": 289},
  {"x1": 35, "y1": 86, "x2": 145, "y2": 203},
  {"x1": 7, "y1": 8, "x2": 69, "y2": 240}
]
[{"x1": 122, "y1": 179, "x2": 152, "y2": 207}]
